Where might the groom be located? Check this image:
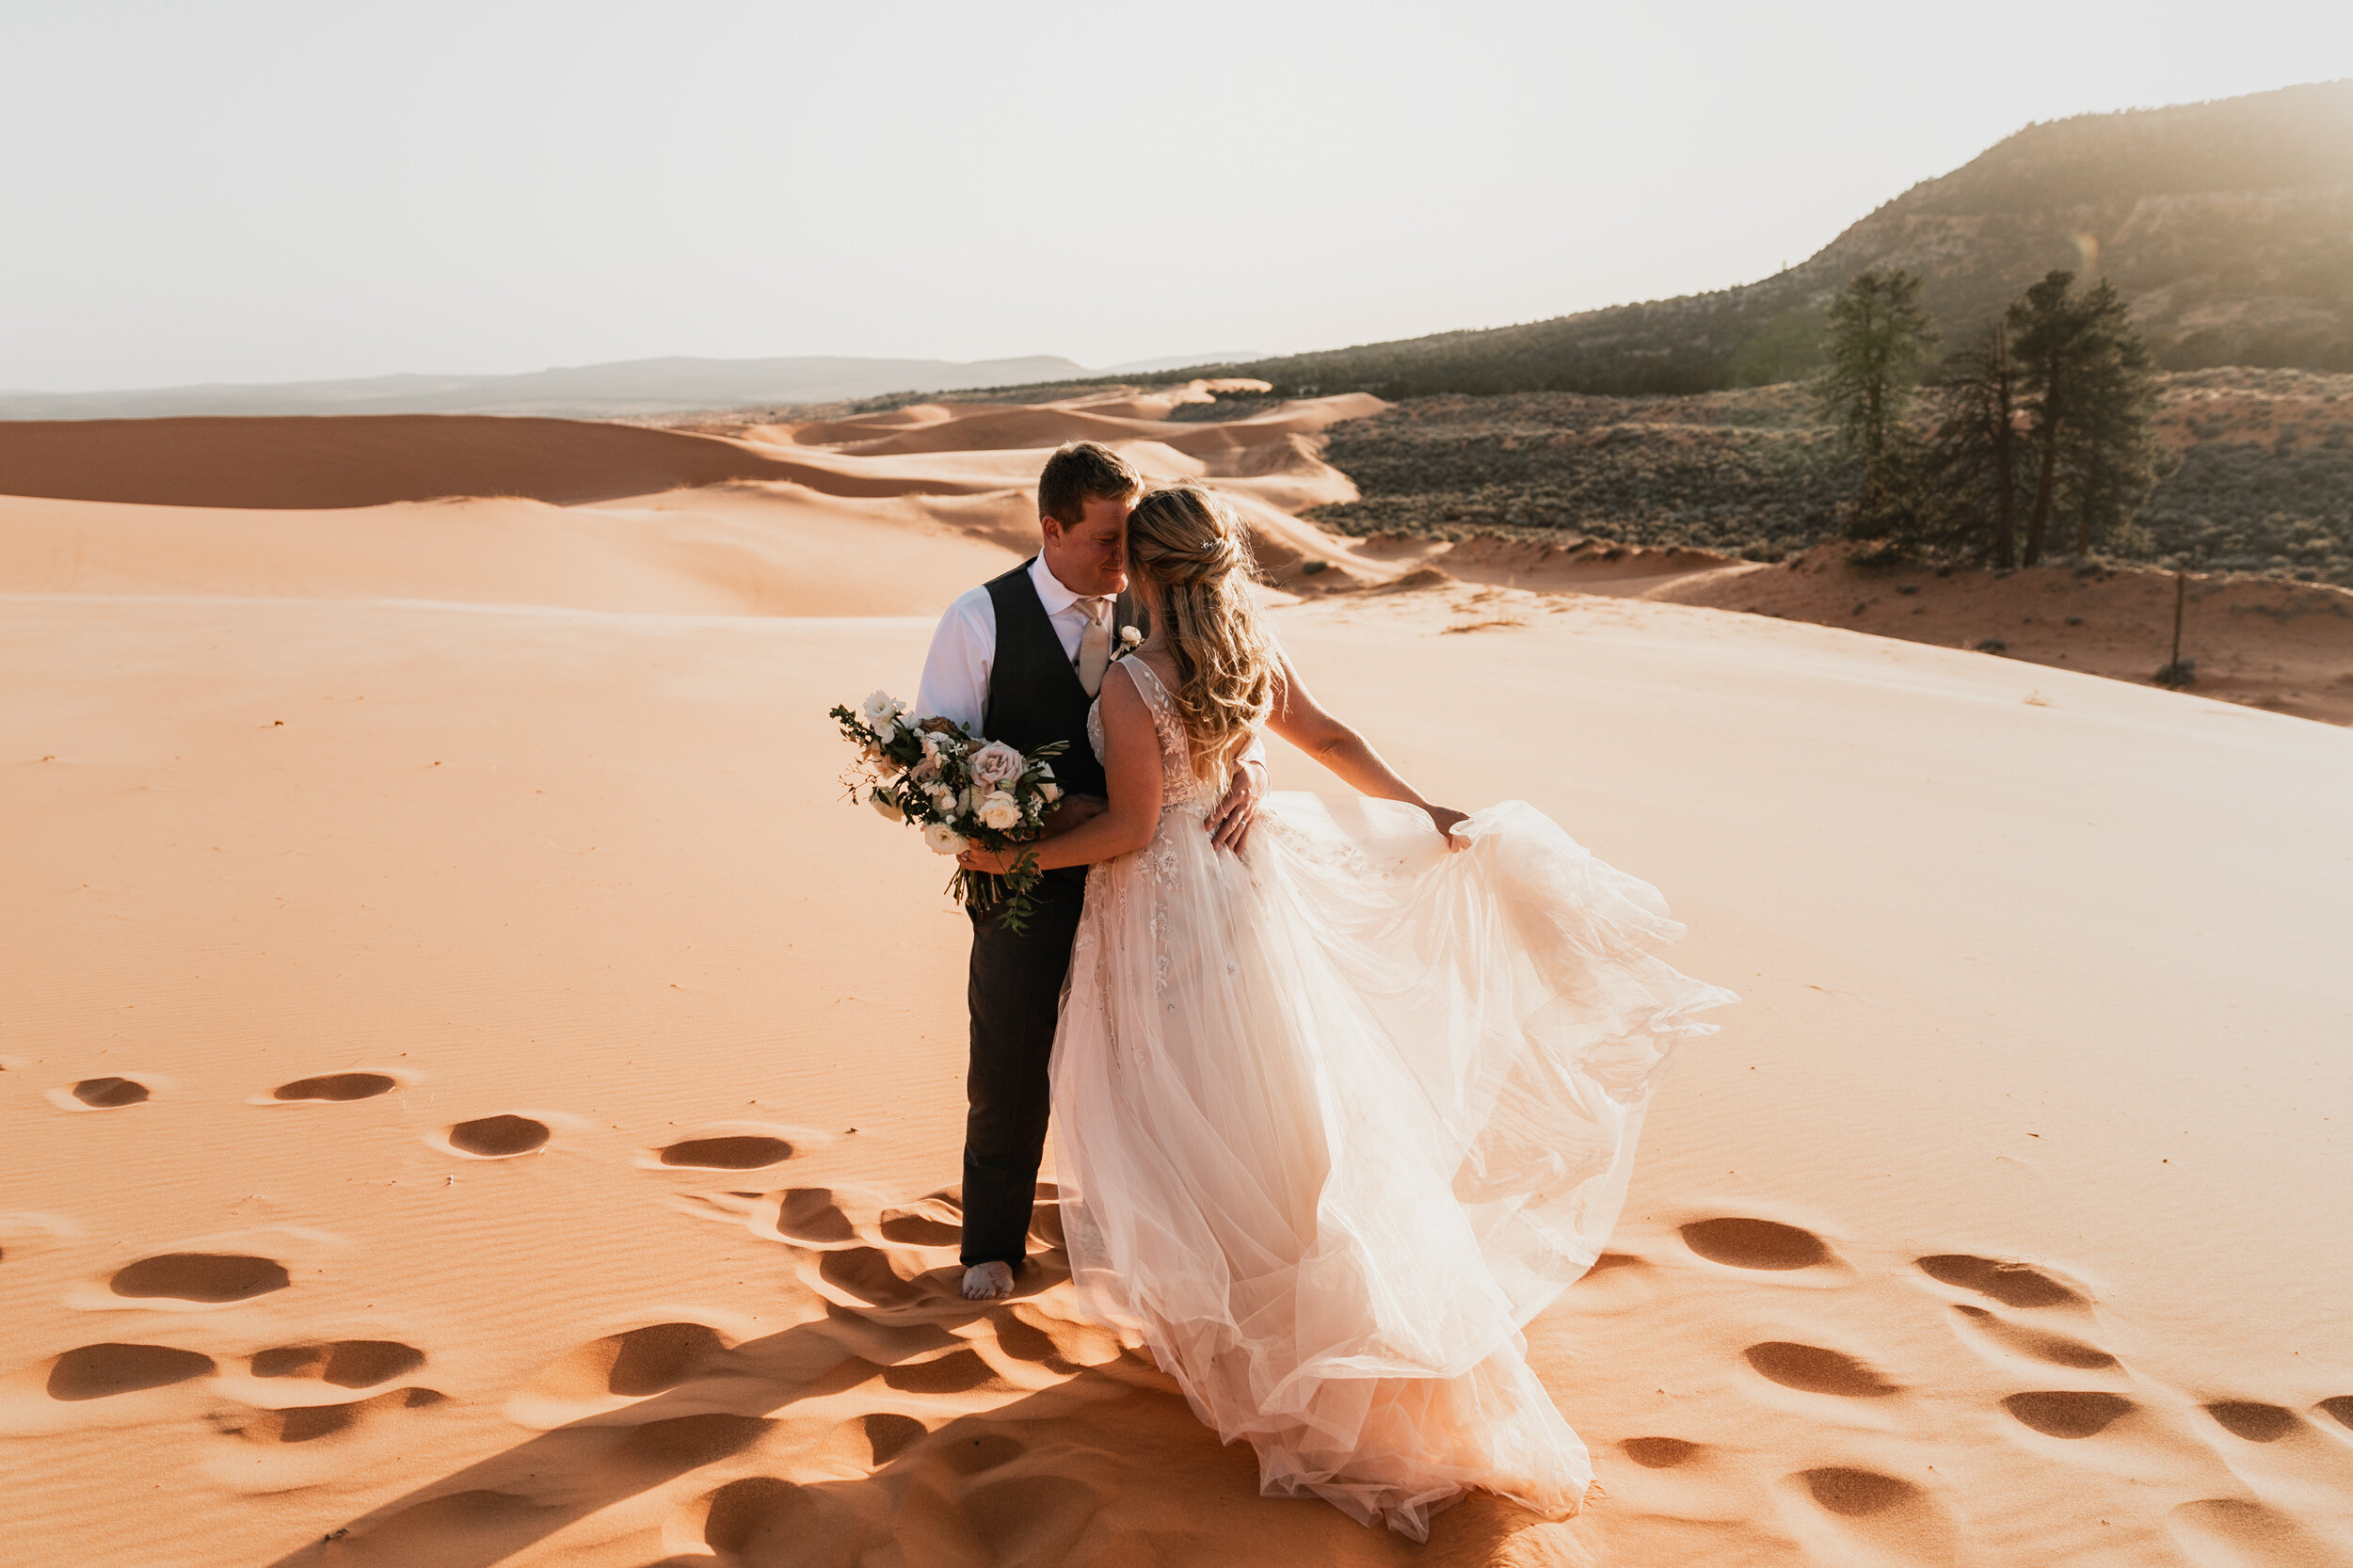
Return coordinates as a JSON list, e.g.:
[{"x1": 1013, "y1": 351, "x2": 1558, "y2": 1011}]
[{"x1": 916, "y1": 441, "x2": 1266, "y2": 1302}]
